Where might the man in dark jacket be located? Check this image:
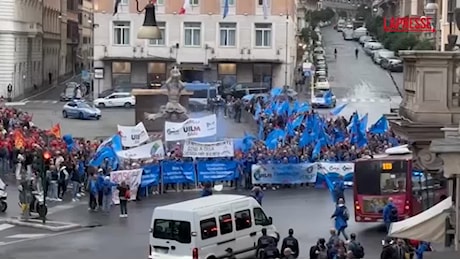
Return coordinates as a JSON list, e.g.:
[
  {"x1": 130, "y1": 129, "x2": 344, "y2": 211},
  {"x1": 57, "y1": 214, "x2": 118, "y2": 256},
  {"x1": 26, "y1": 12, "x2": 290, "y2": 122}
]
[
  {"x1": 281, "y1": 228, "x2": 299, "y2": 258},
  {"x1": 380, "y1": 238, "x2": 397, "y2": 259}
]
